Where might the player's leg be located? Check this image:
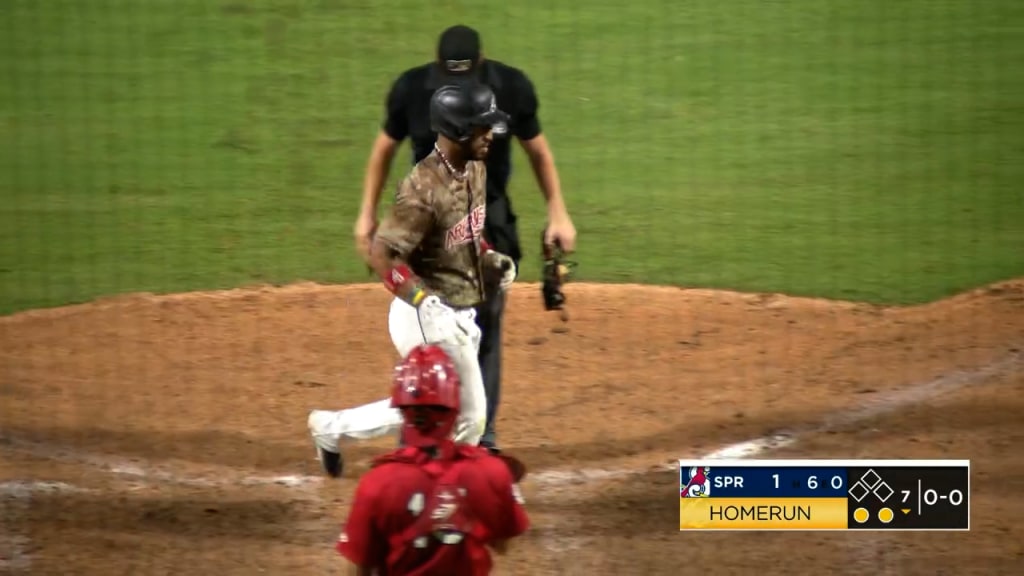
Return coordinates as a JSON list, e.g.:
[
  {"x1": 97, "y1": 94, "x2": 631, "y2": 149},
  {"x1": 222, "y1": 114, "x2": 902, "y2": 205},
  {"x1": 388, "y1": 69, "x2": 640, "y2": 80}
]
[
  {"x1": 306, "y1": 298, "x2": 417, "y2": 476},
  {"x1": 311, "y1": 297, "x2": 485, "y2": 439},
  {"x1": 475, "y1": 289, "x2": 505, "y2": 451},
  {"x1": 311, "y1": 296, "x2": 426, "y2": 441},
  {"x1": 307, "y1": 298, "x2": 486, "y2": 476},
  {"x1": 388, "y1": 298, "x2": 487, "y2": 446},
  {"x1": 445, "y1": 308, "x2": 487, "y2": 446},
  {"x1": 309, "y1": 395, "x2": 403, "y2": 439}
]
